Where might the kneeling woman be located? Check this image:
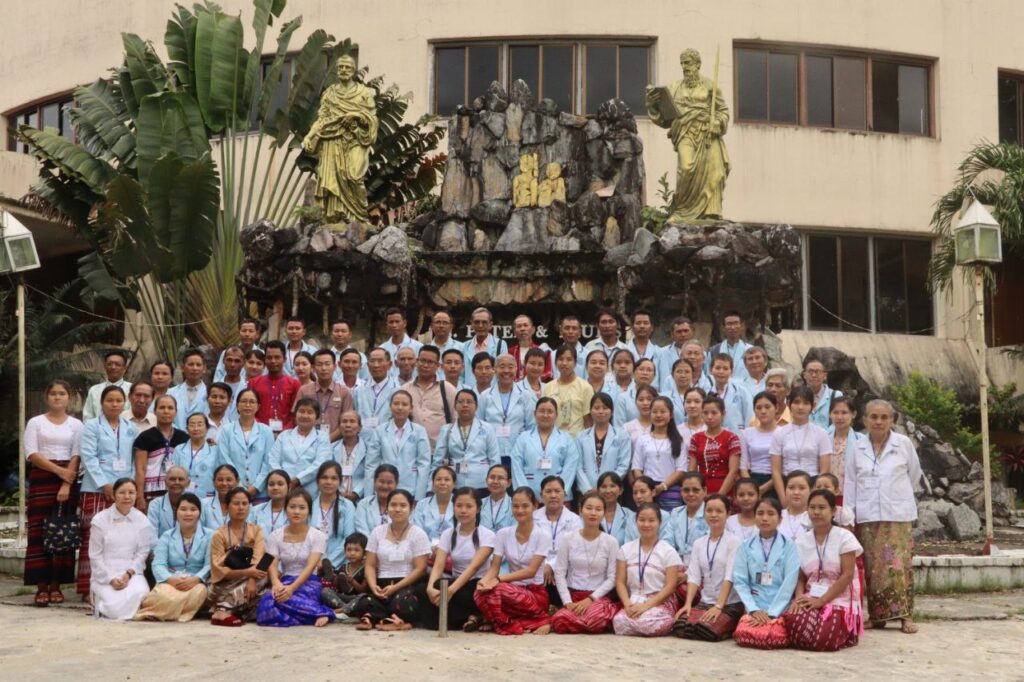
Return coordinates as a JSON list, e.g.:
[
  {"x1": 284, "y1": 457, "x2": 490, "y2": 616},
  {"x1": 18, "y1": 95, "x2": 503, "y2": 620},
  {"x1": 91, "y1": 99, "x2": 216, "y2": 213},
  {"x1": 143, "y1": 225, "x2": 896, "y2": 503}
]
[
  {"x1": 674, "y1": 493, "x2": 744, "y2": 641},
  {"x1": 207, "y1": 488, "x2": 268, "y2": 626},
  {"x1": 549, "y1": 492, "x2": 619, "y2": 634},
  {"x1": 421, "y1": 487, "x2": 495, "y2": 631},
  {"x1": 88, "y1": 478, "x2": 154, "y2": 620},
  {"x1": 785, "y1": 489, "x2": 863, "y2": 651},
  {"x1": 612, "y1": 503, "x2": 682, "y2": 637},
  {"x1": 351, "y1": 489, "x2": 431, "y2": 631},
  {"x1": 135, "y1": 492, "x2": 212, "y2": 621},
  {"x1": 257, "y1": 488, "x2": 335, "y2": 627},
  {"x1": 474, "y1": 487, "x2": 551, "y2": 635}
]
